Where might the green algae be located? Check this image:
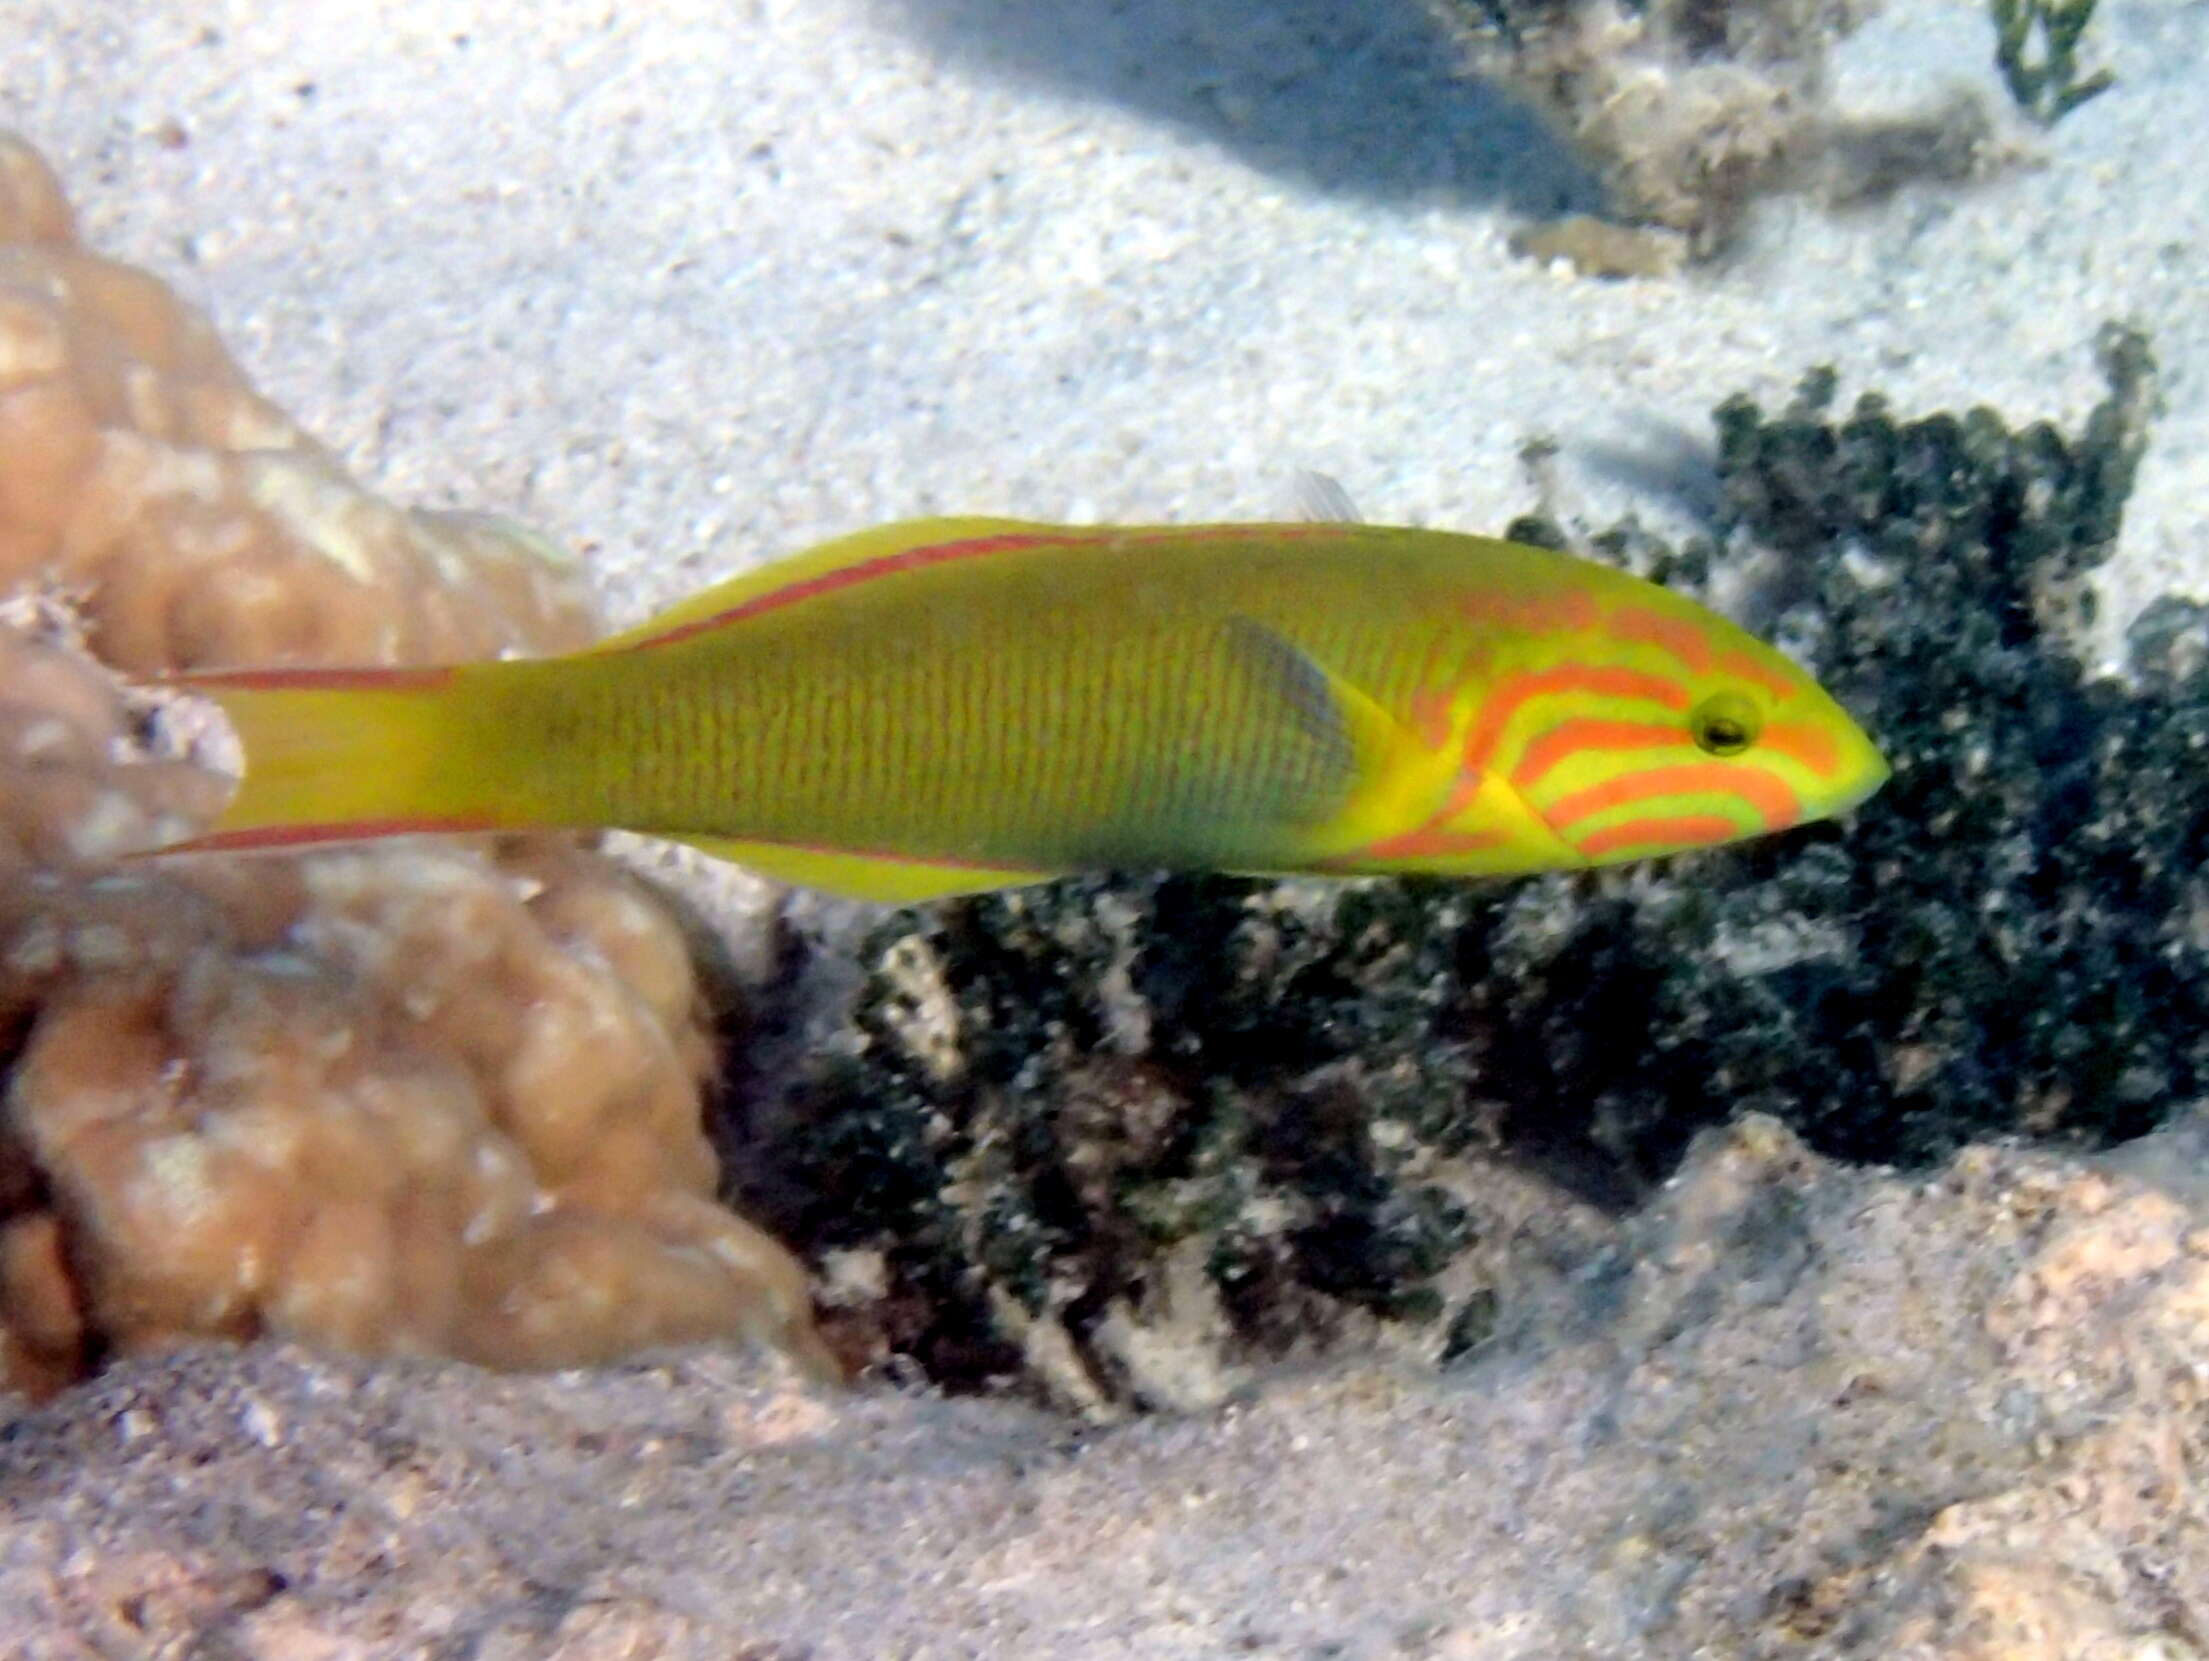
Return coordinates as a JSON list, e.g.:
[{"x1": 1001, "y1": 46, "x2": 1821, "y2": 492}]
[{"x1": 1991, "y1": 0, "x2": 2115, "y2": 127}]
